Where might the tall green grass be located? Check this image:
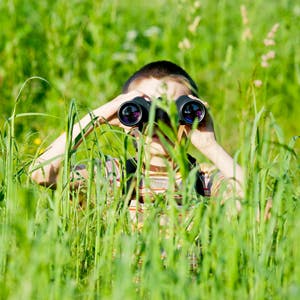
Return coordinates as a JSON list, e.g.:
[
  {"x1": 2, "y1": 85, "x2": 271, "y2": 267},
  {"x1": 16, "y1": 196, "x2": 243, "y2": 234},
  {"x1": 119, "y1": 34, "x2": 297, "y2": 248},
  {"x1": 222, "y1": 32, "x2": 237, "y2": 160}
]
[{"x1": 0, "y1": 0, "x2": 299, "y2": 299}]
